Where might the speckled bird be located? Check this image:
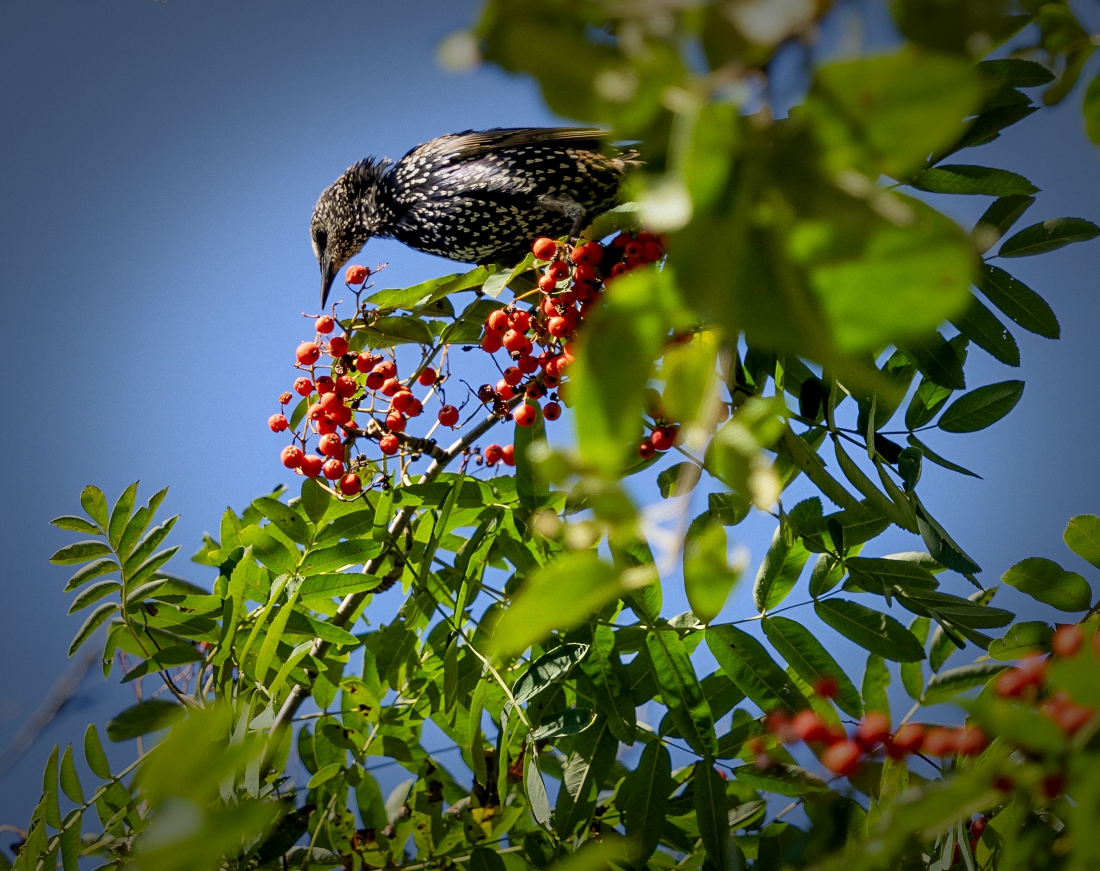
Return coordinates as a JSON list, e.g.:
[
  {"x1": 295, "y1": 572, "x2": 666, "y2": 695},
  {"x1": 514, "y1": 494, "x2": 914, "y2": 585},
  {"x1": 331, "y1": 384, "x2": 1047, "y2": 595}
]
[{"x1": 310, "y1": 127, "x2": 639, "y2": 305}]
